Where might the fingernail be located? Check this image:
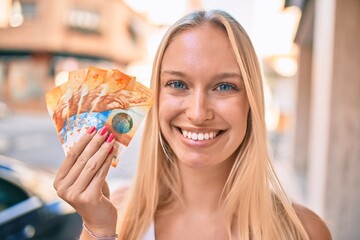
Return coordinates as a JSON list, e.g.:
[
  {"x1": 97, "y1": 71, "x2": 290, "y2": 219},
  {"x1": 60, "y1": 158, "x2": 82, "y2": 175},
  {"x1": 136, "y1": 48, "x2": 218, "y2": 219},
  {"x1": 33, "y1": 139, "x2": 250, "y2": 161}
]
[
  {"x1": 87, "y1": 126, "x2": 96, "y2": 134},
  {"x1": 106, "y1": 133, "x2": 115, "y2": 143},
  {"x1": 99, "y1": 126, "x2": 108, "y2": 136}
]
